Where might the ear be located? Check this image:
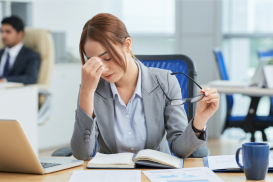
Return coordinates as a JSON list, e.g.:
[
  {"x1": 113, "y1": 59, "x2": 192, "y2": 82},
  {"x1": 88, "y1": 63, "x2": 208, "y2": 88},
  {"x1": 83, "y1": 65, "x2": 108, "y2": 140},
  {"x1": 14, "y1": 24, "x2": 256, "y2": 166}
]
[
  {"x1": 18, "y1": 31, "x2": 24, "y2": 40},
  {"x1": 124, "y1": 37, "x2": 132, "y2": 53}
]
